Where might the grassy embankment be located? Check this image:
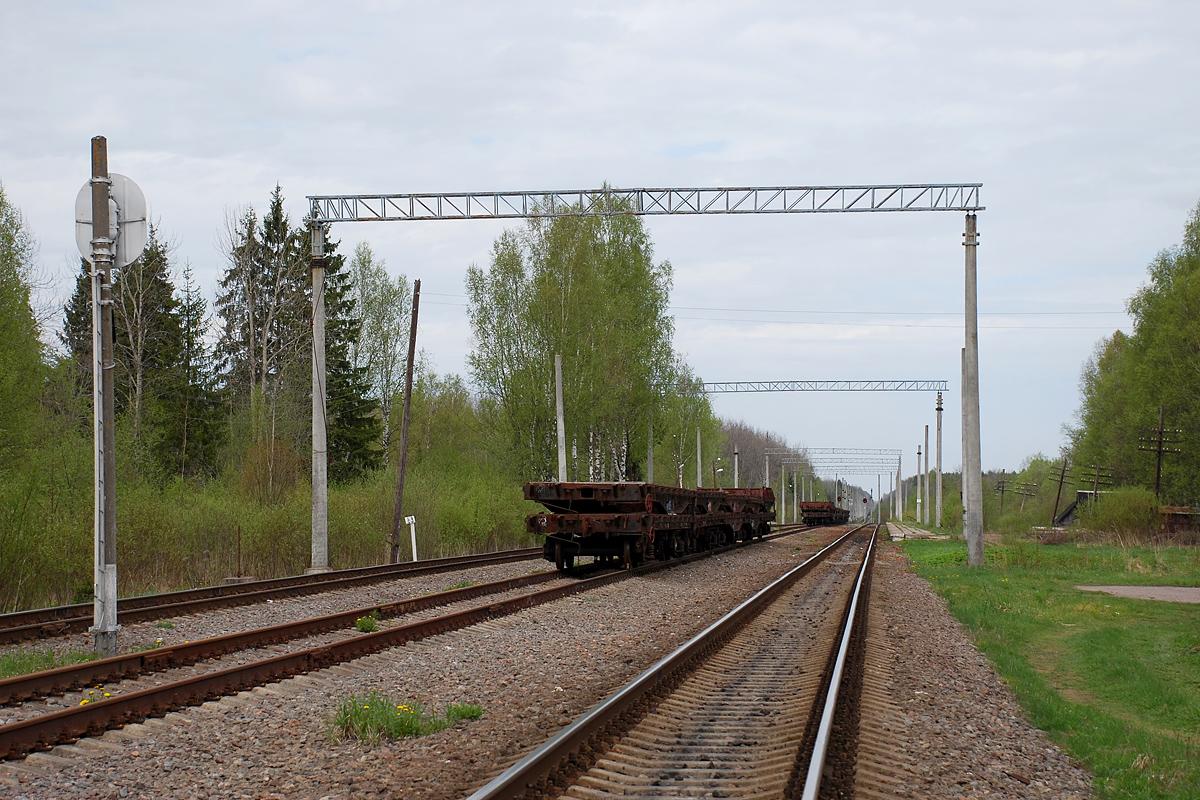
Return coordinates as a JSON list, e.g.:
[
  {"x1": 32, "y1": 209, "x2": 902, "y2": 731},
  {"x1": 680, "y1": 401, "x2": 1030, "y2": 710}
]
[{"x1": 904, "y1": 539, "x2": 1200, "y2": 800}]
